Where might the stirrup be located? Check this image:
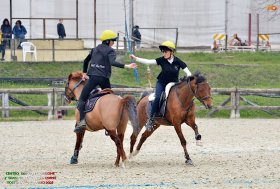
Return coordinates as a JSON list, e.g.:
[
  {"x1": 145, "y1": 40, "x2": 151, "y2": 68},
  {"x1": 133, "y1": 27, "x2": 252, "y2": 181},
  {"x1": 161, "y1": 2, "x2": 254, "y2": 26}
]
[
  {"x1": 145, "y1": 118, "x2": 154, "y2": 131},
  {"x1": 74, "y1": 120, "x2": 86, "y2": 133}
]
